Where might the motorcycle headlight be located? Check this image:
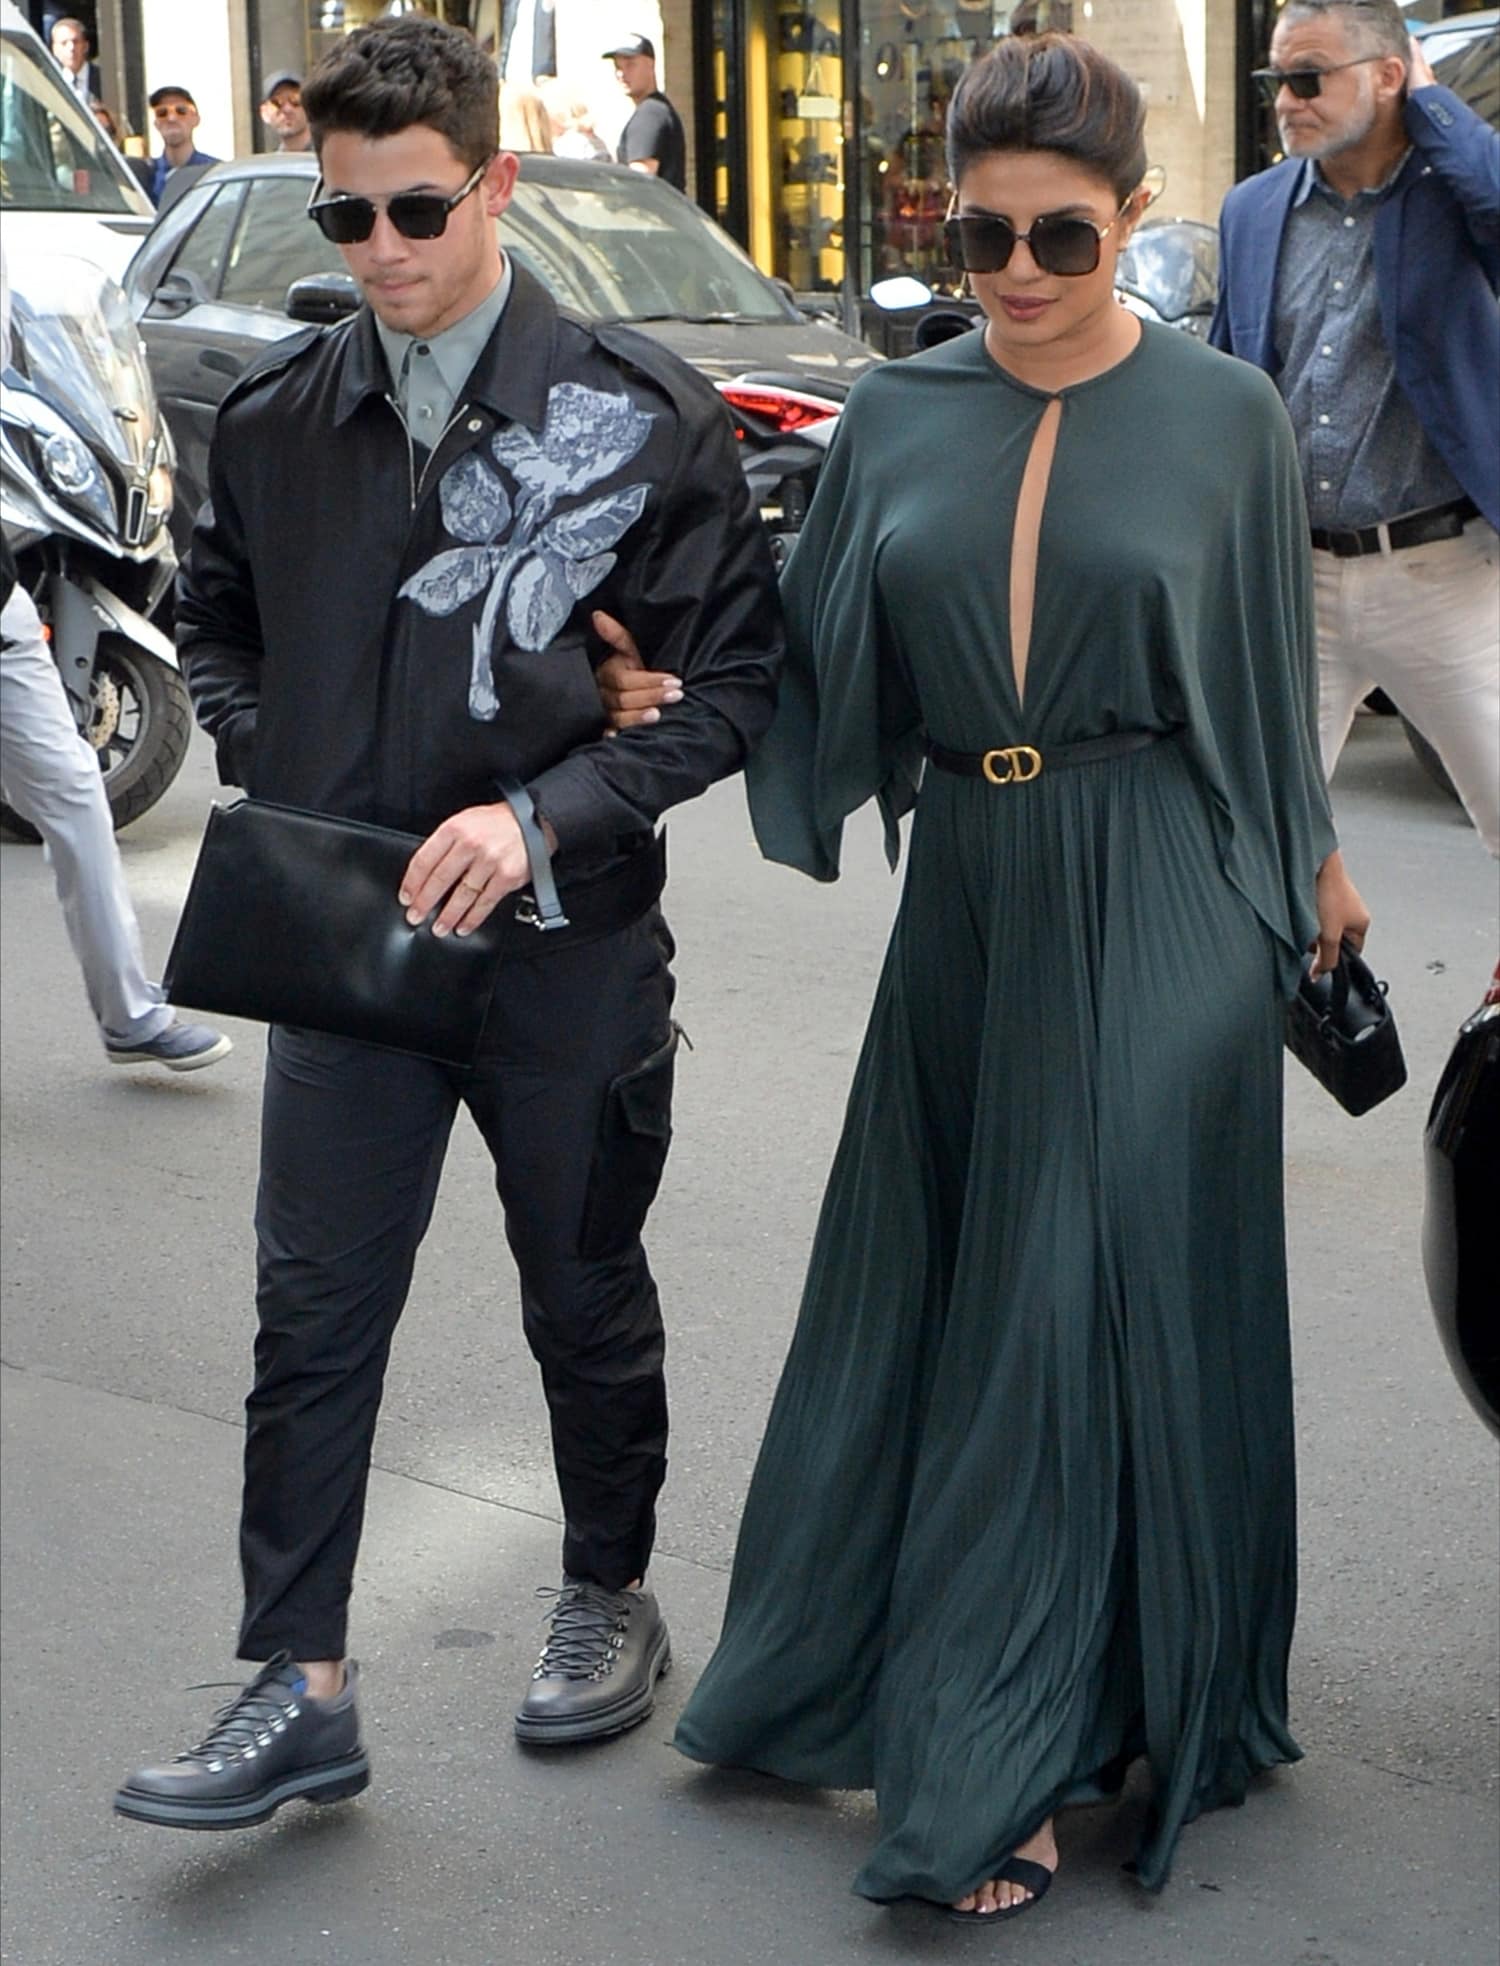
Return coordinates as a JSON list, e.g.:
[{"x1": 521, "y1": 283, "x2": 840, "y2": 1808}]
[
  {"x1": 41, "y1": 431, "x2": 115, "y2": 532},
  {"x1": 147, "y1": 462, "x2": 174, "y2": 524}
]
